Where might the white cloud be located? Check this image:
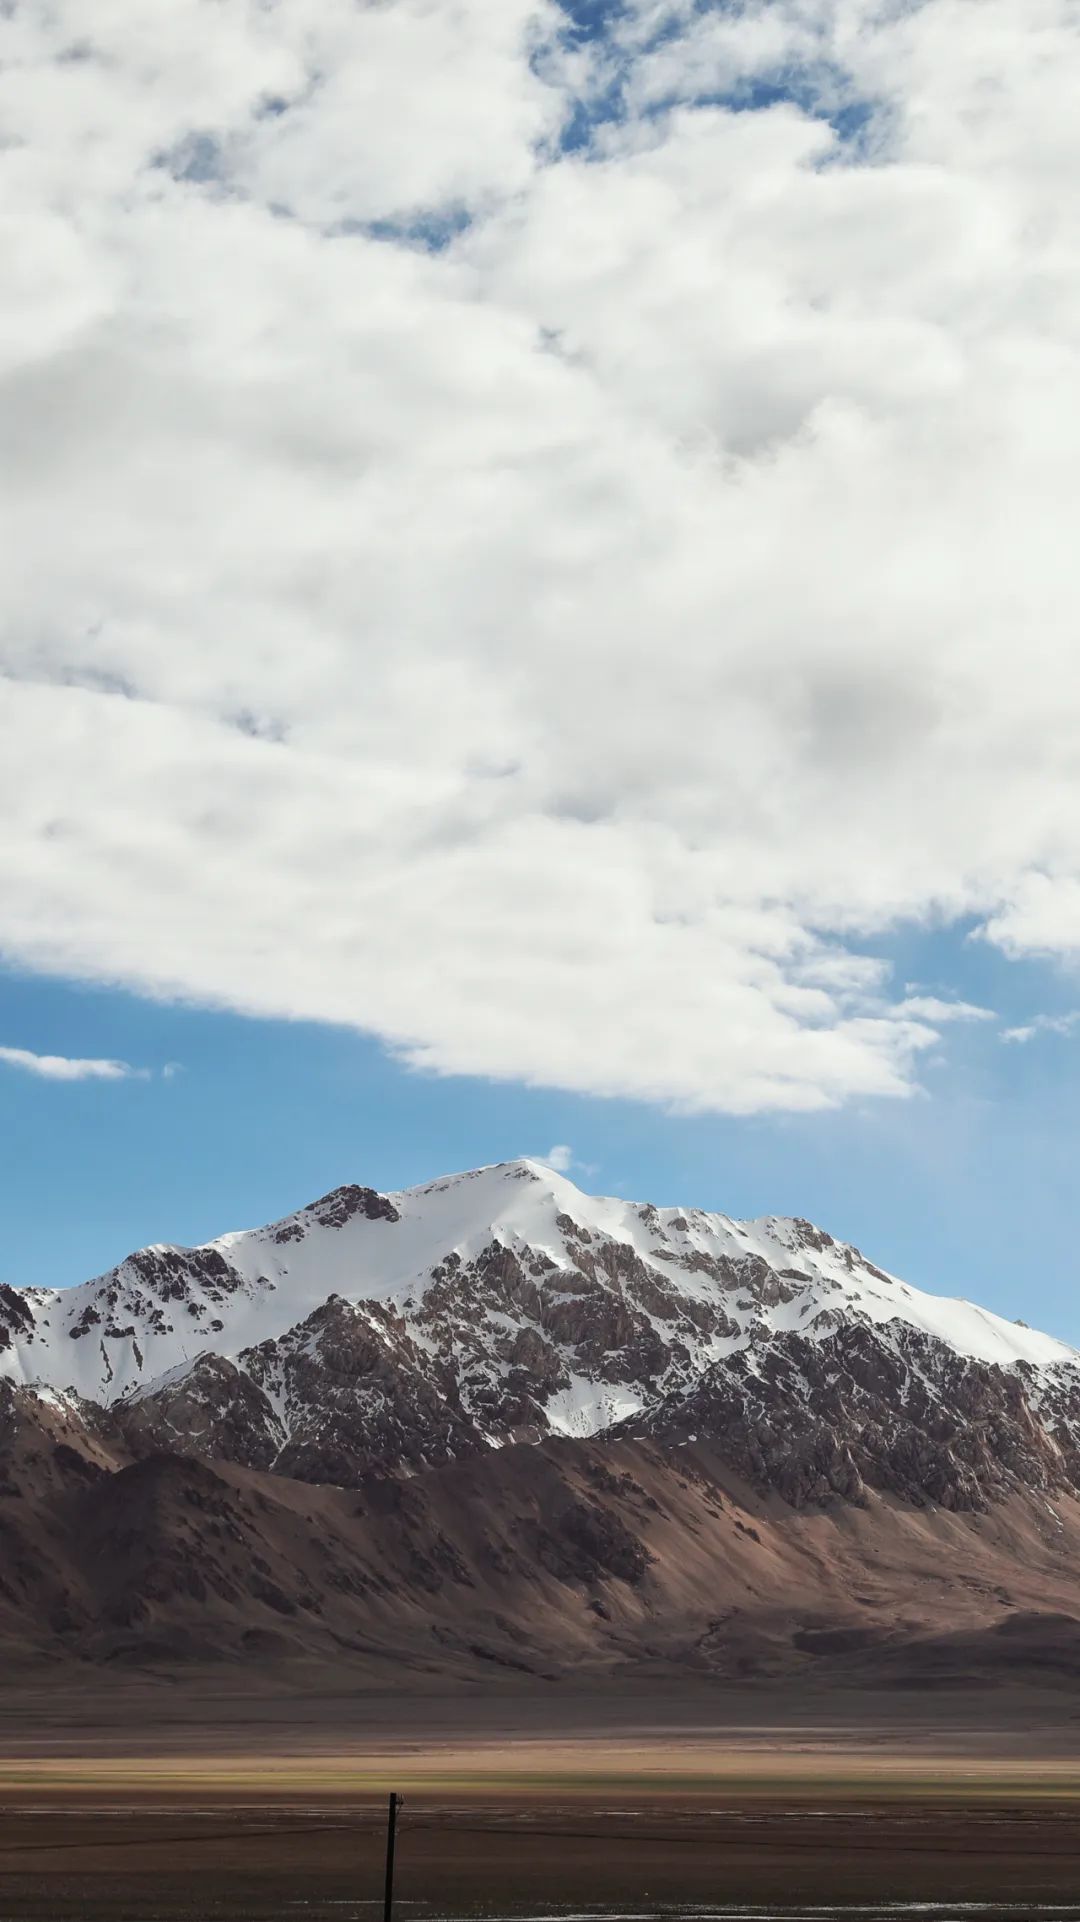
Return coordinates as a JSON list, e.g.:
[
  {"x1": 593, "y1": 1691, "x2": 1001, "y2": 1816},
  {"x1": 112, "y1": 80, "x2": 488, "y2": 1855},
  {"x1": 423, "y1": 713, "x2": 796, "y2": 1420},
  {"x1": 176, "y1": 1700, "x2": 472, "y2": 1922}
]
[
  {"x1": 544, "y1": 1143, "x2": 574, "y2": 1172},
  {"x1": 0, "y1": 1046, "x2": 147, "y2": 1083},
  {"x1": 3, "y1": 0, "x2": 1080, "y2": 1113},
  {"x1": 895, "y1": 997, "x2": 994, "y2": 1025},
  {"x1": 1001, "y1": 1012, "x2": 1080, "y2": 1045}
]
